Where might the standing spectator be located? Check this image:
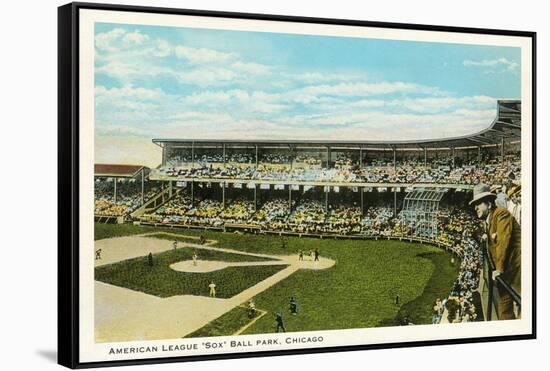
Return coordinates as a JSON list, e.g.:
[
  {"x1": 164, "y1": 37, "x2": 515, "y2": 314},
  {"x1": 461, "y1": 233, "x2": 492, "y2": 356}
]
[
  {"x1": 298, "y1": 250, "x2": 304, "y2": 261},
  {"x1": 432, "y1": 297, "x2": 443, "y2": 324},
  {"x1": 173, "y1": 240, "x2": 178, "y2": 250},
  {"x1": 275, "y1": 311, "x2": 286, "y2": 332},
  {"x1": 314, "y1": 248, "x2": 320, "y2": 262},
  {"x1": 247, "y1": 300, "x2": 256, "y2": 318},
  {"x1": 95, "y1": 249, "x2": 102, "y2": 260},
  {"x1": 209, "y1": 281, "x2": 217, "y2": 297},
  {"x1": 507, "y1": 185, "x2": 521, "y2": 225},
  {"x1": 192, "y1": 251, "x2": 198, "y2": 266},
  {"x1": 289, "y1": 297, "x2": 298, "y2": 315},
  {"x1": 494, "y1": 185, "x2": 509, "y2": 209},
  {"x1": 147, "y1": 252, "x2": 154, "y2": 267},
  {"x1": 470, "y1": 183, "x2": 521, "y2": 320}
]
